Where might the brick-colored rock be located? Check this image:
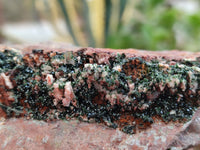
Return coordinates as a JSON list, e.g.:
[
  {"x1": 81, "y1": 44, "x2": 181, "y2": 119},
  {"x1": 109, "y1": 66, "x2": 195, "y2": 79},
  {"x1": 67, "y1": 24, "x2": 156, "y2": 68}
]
[{"x1": 0, "y1": 43, "x2": 200, "y2": 149}]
